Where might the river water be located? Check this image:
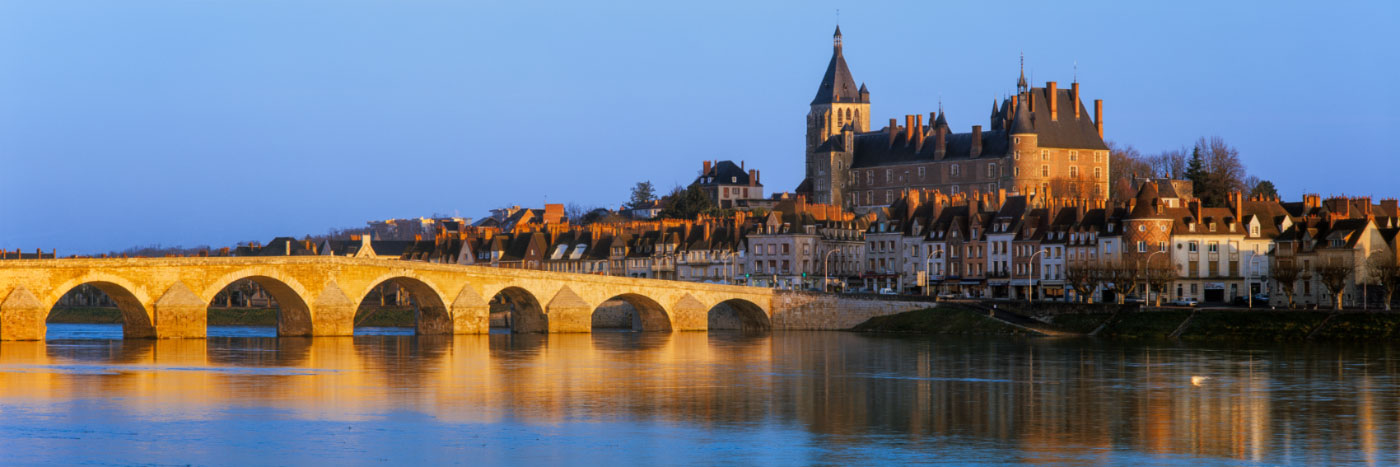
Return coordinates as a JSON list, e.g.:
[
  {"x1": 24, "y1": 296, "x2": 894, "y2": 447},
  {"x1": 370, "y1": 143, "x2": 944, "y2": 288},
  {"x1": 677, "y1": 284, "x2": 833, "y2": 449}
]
[{"x1": 1, "y1": 324, "x2": 1397, "y2": 465}]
